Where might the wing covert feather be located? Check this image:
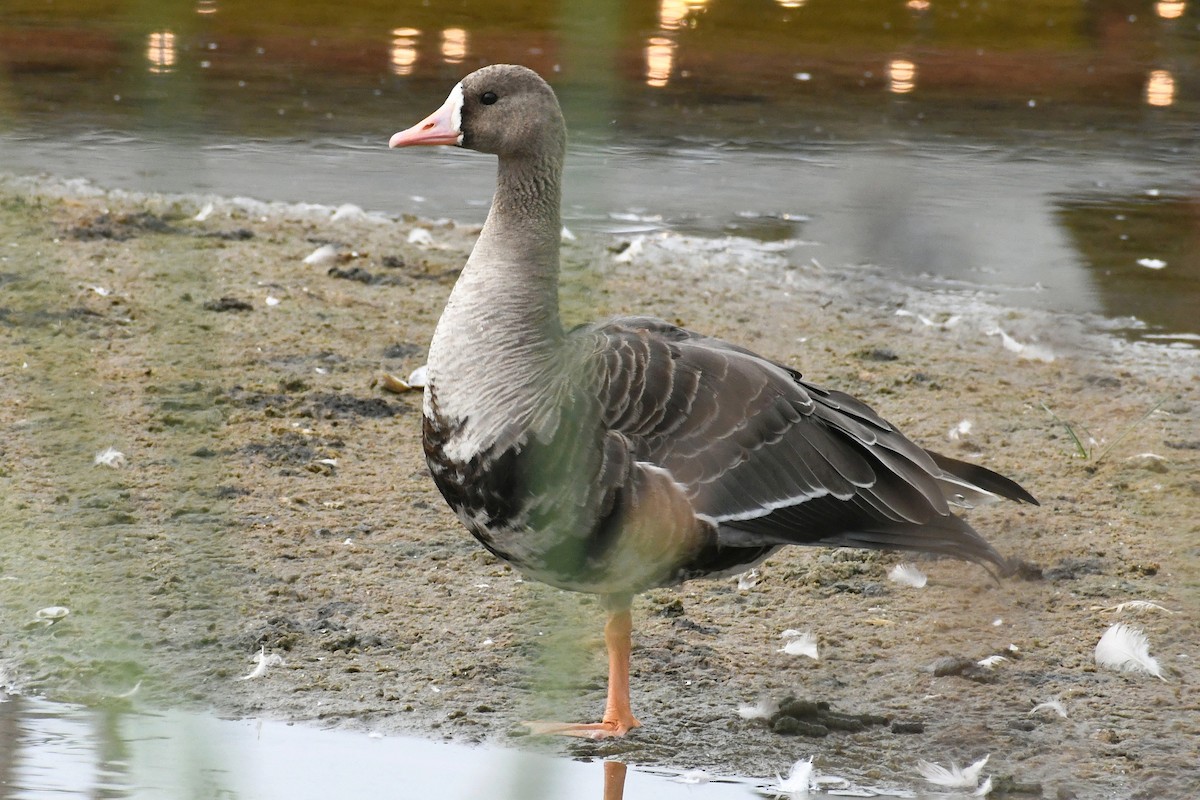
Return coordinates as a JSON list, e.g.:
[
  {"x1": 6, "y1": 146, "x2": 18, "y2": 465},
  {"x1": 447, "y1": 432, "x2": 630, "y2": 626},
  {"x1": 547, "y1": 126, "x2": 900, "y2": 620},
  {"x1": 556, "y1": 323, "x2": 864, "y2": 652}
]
[{"x1": 573, "y1": 316, "x2": 1031, "y2": 573}]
